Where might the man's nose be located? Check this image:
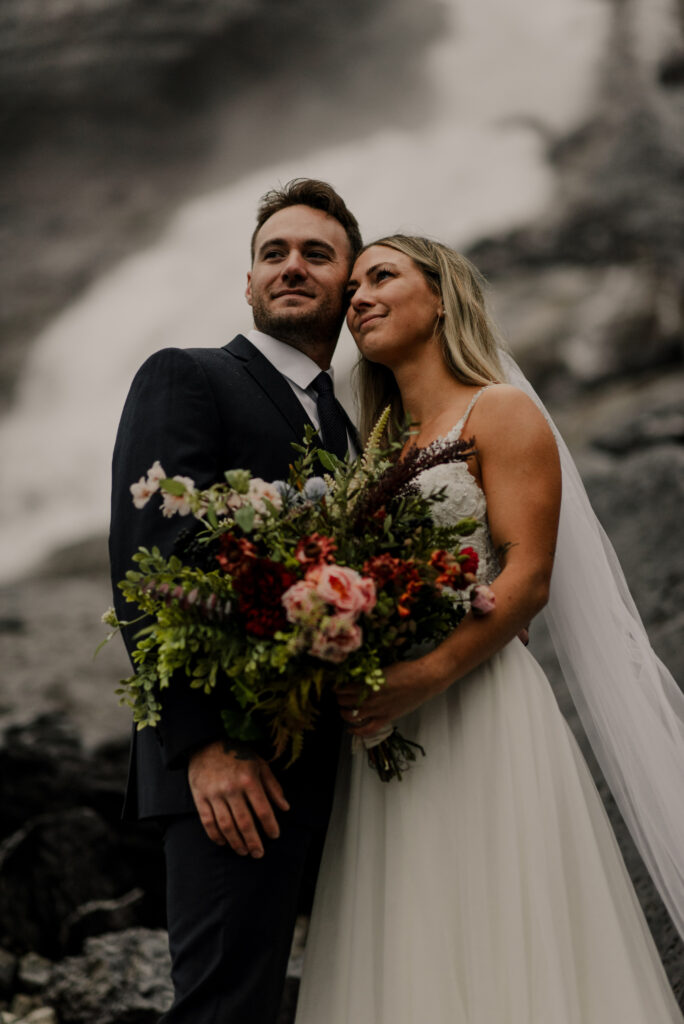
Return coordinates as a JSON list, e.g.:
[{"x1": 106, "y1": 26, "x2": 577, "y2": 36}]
[{"x1": 281, "y1": 250, "x2": 307, "y2": 281}]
